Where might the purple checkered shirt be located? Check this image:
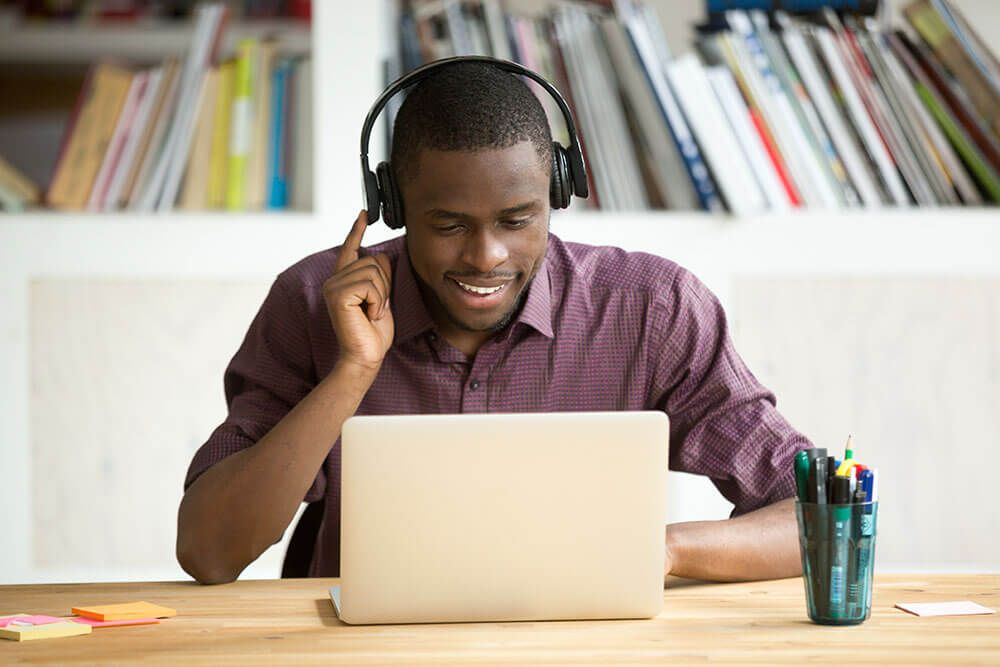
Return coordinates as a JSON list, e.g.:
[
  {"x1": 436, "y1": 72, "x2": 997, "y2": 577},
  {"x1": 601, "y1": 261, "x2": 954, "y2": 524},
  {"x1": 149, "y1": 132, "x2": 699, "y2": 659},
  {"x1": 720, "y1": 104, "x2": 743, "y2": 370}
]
[{"x1": 185, "y1": 233, "x2": 810, "y2": 576}]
